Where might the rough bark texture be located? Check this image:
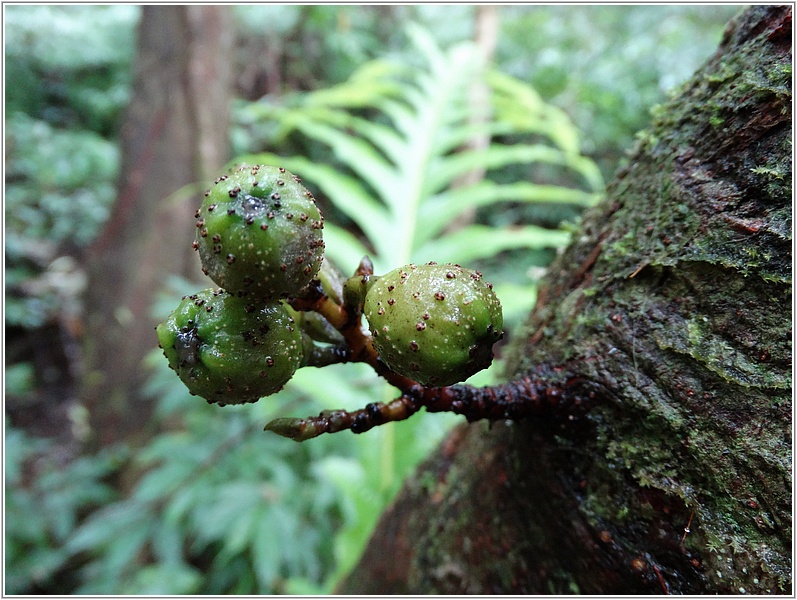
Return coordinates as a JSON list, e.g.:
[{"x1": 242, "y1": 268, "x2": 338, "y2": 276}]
[
  {"x1": 81, "y1": 6, "x2": 235, "y2": 447},
  {"x1": 339, "y1": 6, "x2": 791, "y2": 595}
]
